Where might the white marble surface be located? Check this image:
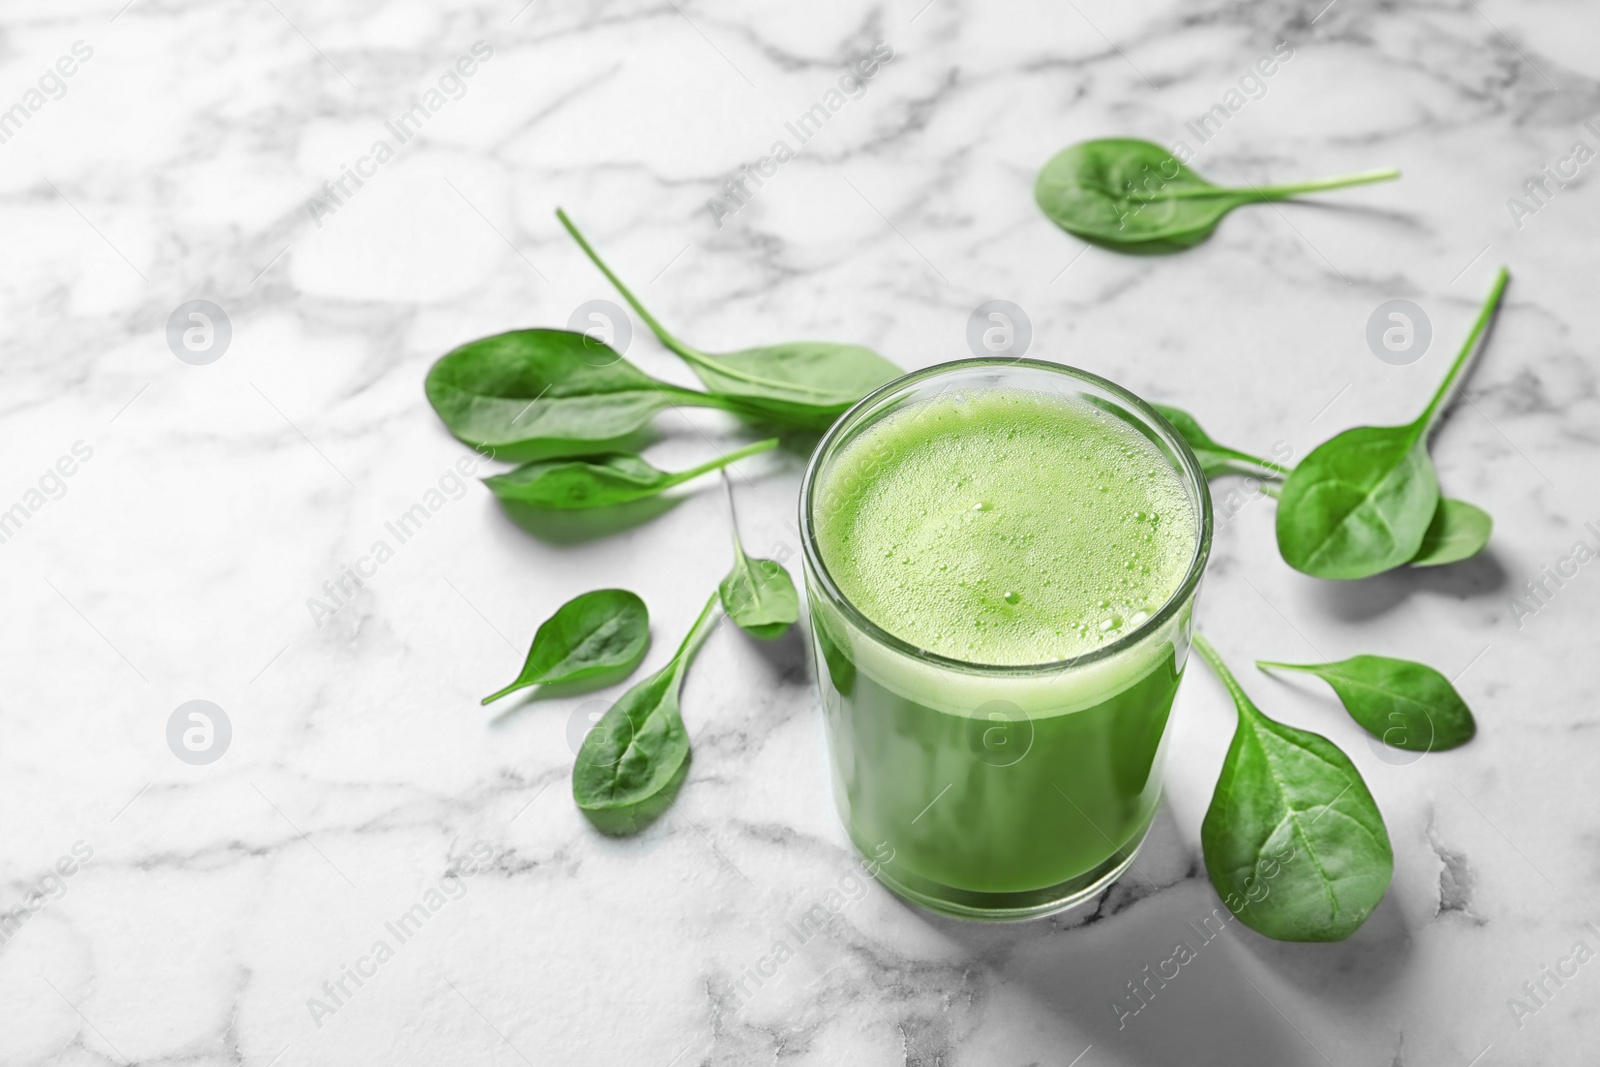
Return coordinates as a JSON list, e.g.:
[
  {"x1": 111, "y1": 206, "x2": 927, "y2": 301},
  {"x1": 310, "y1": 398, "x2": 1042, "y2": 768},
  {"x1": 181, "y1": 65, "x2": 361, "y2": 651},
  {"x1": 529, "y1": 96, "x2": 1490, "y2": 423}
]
[{"x1": 2, "y1": 0, "x2": 1598, "y2": 1063}]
